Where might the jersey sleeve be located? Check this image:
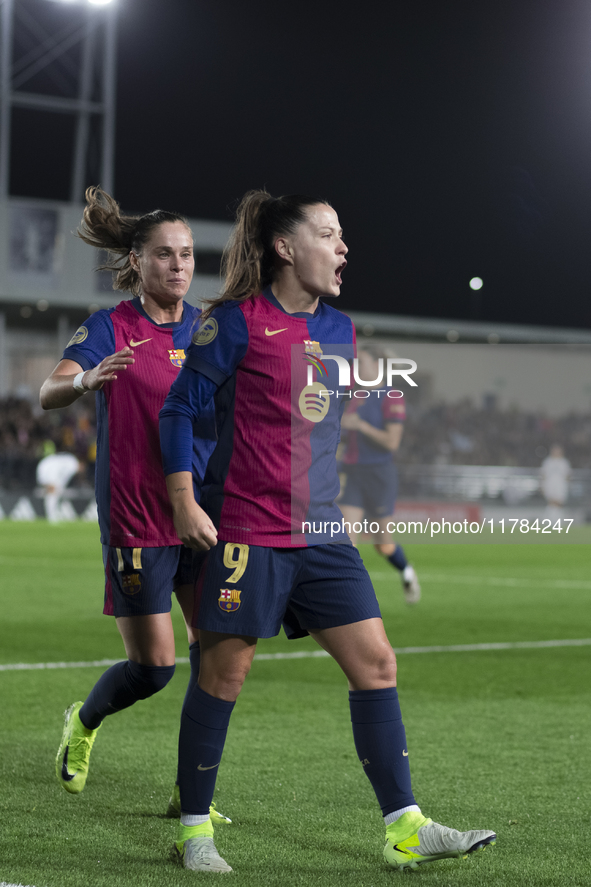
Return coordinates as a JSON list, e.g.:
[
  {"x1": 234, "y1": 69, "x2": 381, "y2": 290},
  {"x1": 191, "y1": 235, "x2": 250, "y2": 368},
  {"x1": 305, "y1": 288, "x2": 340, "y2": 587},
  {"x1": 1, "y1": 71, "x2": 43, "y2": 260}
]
[
  {"x1": 159, "y1": 369, "x2": 219, "y2": 476},
  {"x1": 183, "y1": 302, "x2": 249, "y2": 384},
  {"x1": 62, "y1": 310, "x2": 116, "y2": 371},
  {"x1": 382, "y1": 391, "x2": 406, "y2": 423}
]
